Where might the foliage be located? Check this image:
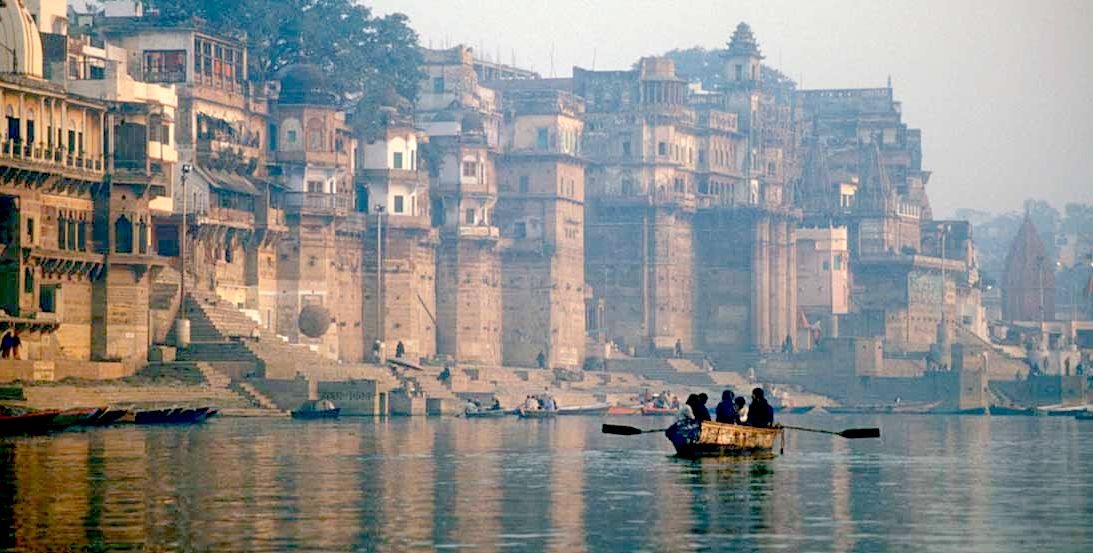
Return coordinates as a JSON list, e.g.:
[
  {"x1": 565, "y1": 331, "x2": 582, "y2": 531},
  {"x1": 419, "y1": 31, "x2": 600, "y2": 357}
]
[
  {"x1": 147, "y1": 0, "x2": 424, "y2": 107},
  {"x1": 661, "y1": 47, "x2": 724, "y2": 84}
]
